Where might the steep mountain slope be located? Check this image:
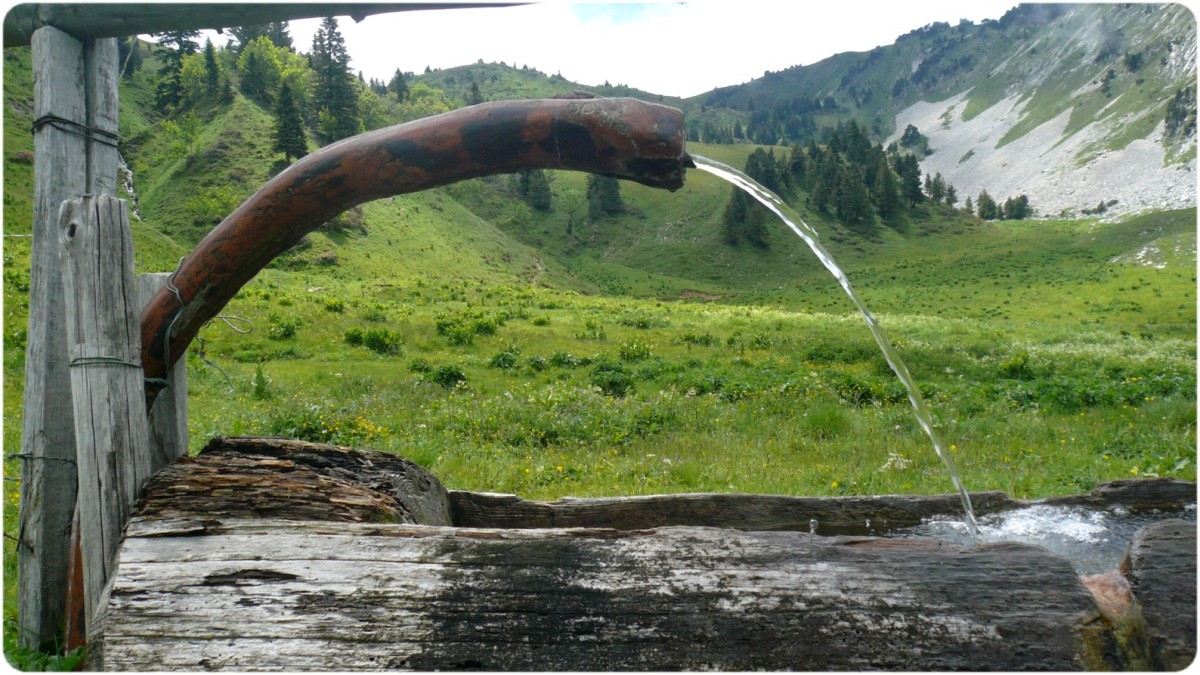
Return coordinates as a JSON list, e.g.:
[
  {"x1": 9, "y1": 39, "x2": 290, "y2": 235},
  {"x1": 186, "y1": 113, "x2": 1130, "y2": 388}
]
[{"x1": 687, "y1": 3, "x2": 1197, "y2": 218}]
